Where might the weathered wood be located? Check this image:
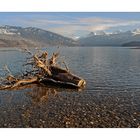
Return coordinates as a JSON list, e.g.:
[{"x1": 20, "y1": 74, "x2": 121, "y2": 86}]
[
  {"x1": 49, "y1": 66, "x2": 86, "y2": 87},
  {"x1": 0, "y1": 77, "x2": 38, "y2": 90},
  {"x1": 0, "y1": 49, "x2": 86, "y2": 90},
  {"x1": 34, "y1": 55, "x2": 52, "y2": 76}
]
